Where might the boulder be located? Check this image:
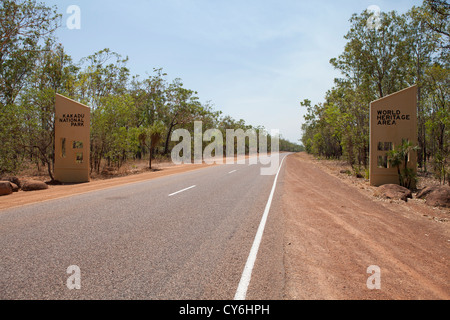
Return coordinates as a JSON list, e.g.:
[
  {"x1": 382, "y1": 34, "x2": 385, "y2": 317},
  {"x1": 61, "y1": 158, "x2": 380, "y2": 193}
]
[
  {"x1": 5, "y1": 176, "x2": 22, "y2": 189},
  {"x1": 417, "y1": 186, "x2": 436, "y2": 199},
  {"x1": 10, "y1": 182, "x2": 19, "y2": 192},
  {"x1": 22, "y1": 180, "x2": 49, "y2": 191},
  {"x1": 0, "y1": 181, "x2": 13, "y2": 196},
  {"x1": 375, "y1": 184, "x2": 412, "y2": 202},
  {"x1": 417, "y1": 185, "x2": 450, "y2": 208}
]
